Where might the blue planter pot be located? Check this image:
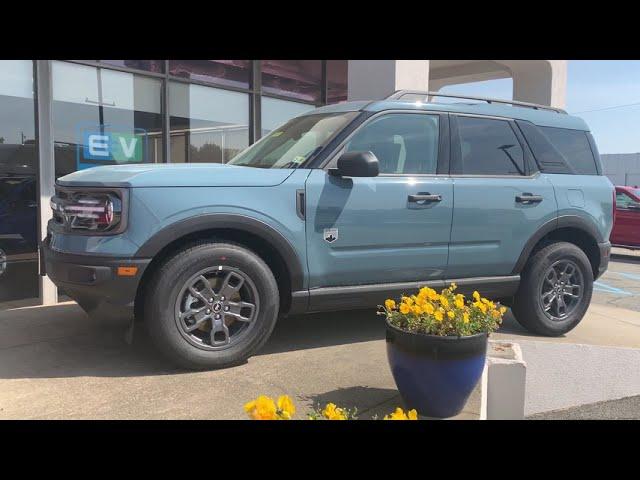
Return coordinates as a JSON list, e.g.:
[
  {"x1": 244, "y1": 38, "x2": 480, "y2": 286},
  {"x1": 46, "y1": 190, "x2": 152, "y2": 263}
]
[{"x1": 386, "y1": 321, "x2": 488, "y2": 418}]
